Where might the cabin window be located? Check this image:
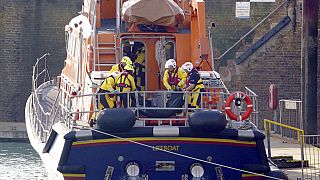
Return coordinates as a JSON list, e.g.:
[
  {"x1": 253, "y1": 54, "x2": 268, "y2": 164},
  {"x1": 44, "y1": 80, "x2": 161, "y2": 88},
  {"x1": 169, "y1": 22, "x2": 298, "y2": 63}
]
[
  {"x1": 67, "y1": 34, "x2": 74, "y2": 54},
  {"x1": 73, "y1": 37, "x2": 77, "y2": 58},
  {"x1": 75, "y1": 37, "x2": 80, "y2": 61},
  {"x1": 69, "y1": 34, "x2": 76, "y2": 56},
  {"x1": 164, "y1": 41, "x2": 175, "y2": 60},
  {"x1": 65, "y1": 32, "x2": 70, "y2": 51},
  {"x1": 155, "y1": 40, "x2": 176, "y2": 60},
  {"x1": 155, "y1": 40, "x2": 176, "y2": 77}
]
